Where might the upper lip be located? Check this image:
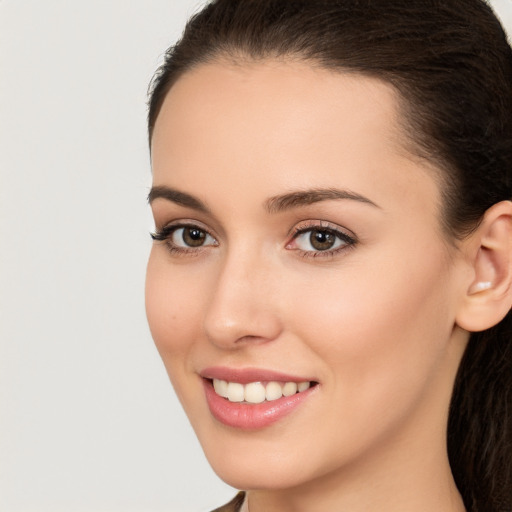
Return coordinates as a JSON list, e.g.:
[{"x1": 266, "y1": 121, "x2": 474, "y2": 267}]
[{"x1": 200, "y1": 366, "x2": 316, "y2": 384}]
